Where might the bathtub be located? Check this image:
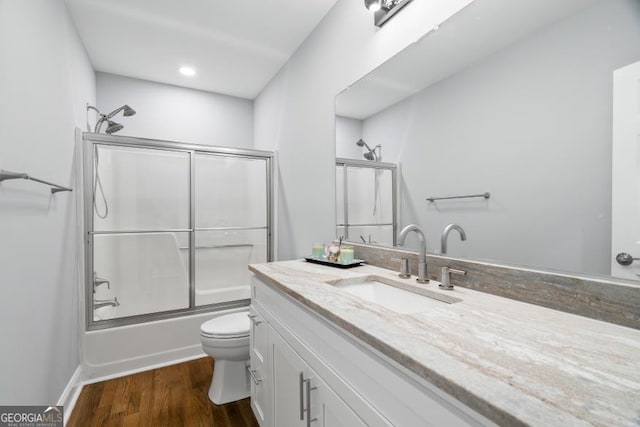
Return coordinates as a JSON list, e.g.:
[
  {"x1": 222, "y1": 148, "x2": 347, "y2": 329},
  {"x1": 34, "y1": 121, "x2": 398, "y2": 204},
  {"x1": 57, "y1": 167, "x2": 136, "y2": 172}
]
[{"x1": 82, "y1": 306, "x2": 247, "y2": 381}]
